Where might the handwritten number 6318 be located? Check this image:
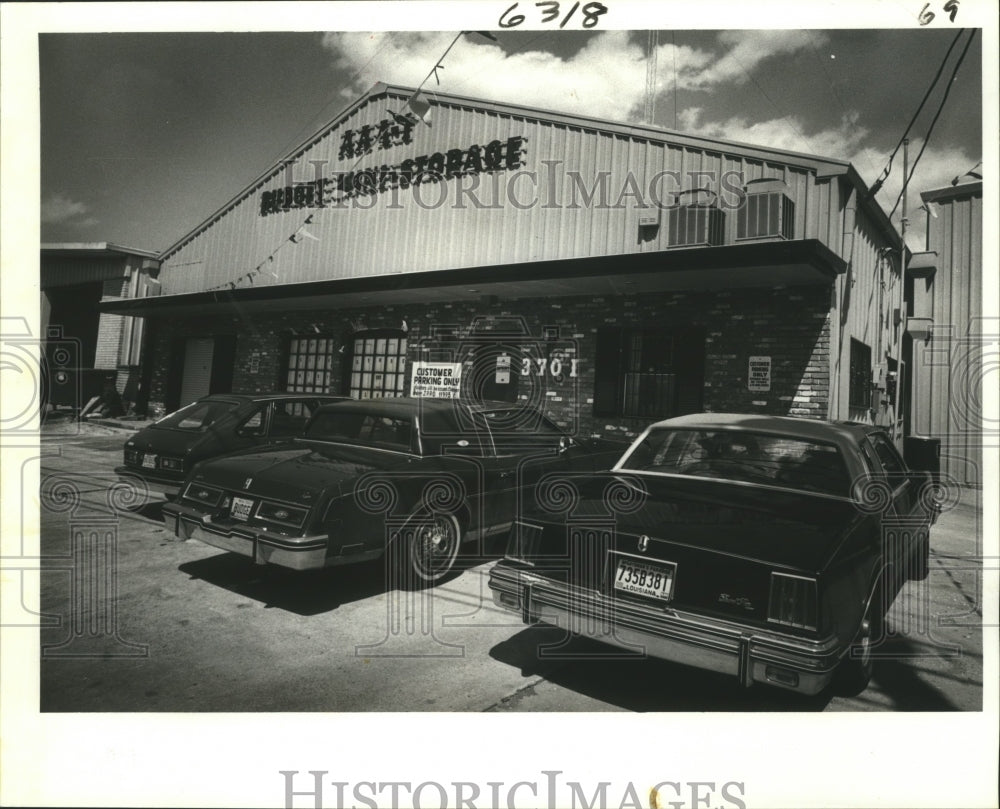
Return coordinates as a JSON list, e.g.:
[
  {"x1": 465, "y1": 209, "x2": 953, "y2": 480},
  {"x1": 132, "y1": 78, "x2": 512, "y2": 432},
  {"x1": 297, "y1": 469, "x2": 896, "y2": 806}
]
[{"x1": 499, "y1": 1, "x2": 609, "y2": 29}]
